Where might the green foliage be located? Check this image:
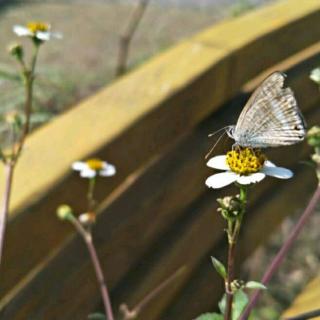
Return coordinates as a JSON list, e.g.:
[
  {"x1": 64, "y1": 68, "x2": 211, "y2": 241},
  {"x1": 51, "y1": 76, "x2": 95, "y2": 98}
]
[
  {"x1": 245, "y1": 281, "x2": 267, "y2": 290},
  {"x1": 307, "y1": 126, "x2": 320, "y2": 148},
  {"x1": 0, "y1": 63, "x2": 77, "y2": 146},
  {"x1": 258, "y1": 306, "x2": 281, "y2": 320},
  {"x1": 219, "y1": 290, "x2": 249, "y2": 320},
  {"x1": 0, "y1": 63, "x2": 20, "y2": 82},
  {"x1": 195, "y1": 313, "x2": 223, "y2": 320},
  {"x1": 230, "y1": 0, "x2": 254, "y2": 17},
  {"x1": 211, "y1": 256, "x2": 227, "y2": 280},
  {"x1": 88, "y1": 313, "x2": 106, "y2": 320}
]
